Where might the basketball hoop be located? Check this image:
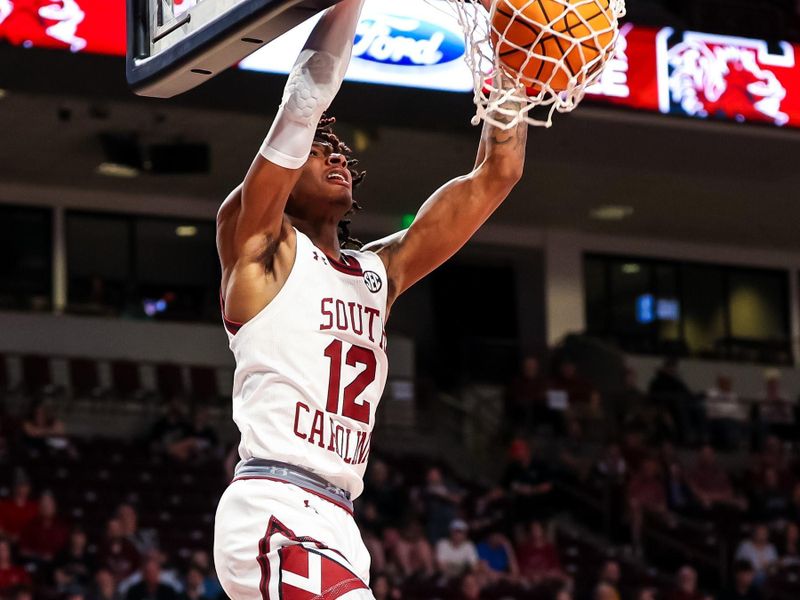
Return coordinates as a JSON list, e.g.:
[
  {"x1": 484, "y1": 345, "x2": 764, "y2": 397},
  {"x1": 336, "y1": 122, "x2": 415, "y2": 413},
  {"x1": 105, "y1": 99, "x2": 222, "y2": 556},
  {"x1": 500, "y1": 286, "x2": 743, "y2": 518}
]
[{"x1": 434, "y1": 0, "x2": 626, "y2": 128}]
